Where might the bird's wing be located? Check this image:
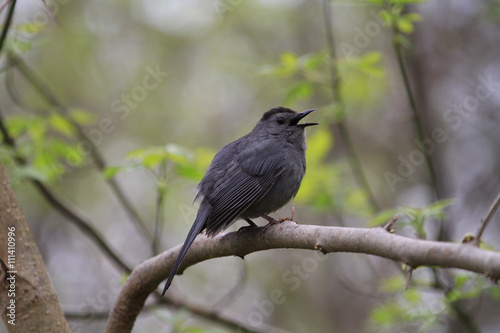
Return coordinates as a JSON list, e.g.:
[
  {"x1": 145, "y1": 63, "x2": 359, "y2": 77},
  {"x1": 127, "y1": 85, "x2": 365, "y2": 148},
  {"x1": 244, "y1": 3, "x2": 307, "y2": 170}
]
[{"x1": 203, "y1": 142, "x2": 285, "y2": 235}]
